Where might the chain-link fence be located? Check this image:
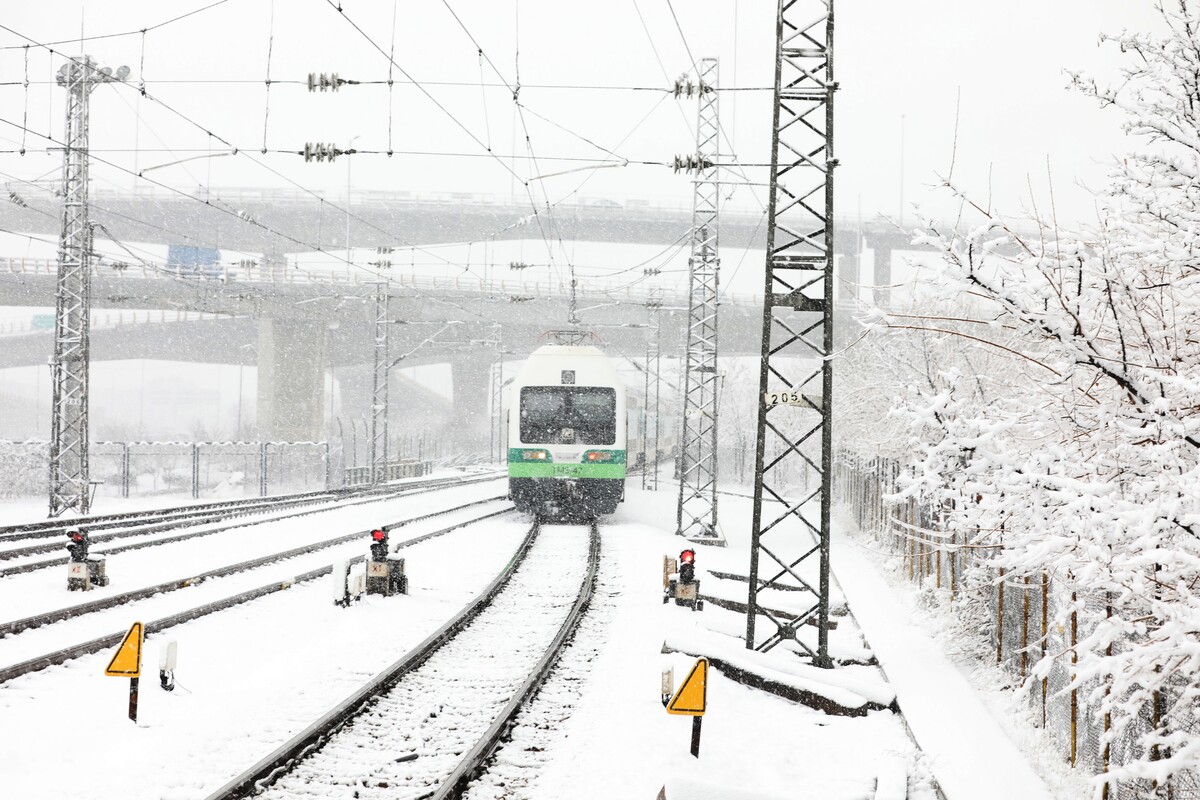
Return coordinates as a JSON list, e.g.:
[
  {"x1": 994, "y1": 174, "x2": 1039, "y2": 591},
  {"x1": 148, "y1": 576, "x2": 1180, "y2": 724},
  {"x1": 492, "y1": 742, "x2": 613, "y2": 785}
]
[
  {"x1": 0, "y1": 440, "x2": 329, "y2": 503},
  {"x1": 834, "y1": 452, "x2": 1190, "y2": 799}
]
